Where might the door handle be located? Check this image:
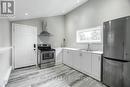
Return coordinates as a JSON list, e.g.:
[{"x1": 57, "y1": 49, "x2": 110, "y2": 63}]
[
  {"x1": 34, "y1": 44, "x2": 36, "y2": 51},
  {"x1": 98, "y1": 57, "x2": 101, "y2": 61},
  {"x1": 126, "y1": 53, "x2": 128, "y2": 56},
  {"x1": 104, "y1": 57, "x2": 129, "y2": 63},
  {"x1": 34, "y1": 44, "x2": 36, "y2": 48}
]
